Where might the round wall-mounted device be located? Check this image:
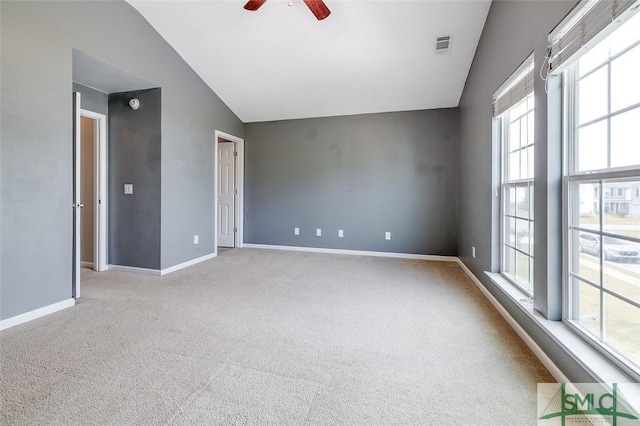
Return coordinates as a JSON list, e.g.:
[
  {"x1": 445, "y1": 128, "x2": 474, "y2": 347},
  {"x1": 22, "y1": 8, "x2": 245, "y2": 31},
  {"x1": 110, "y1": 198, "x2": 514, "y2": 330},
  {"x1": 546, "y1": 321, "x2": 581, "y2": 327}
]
[{"x1": 129, "y1": 98, "x2": 140, "y2": 110}]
